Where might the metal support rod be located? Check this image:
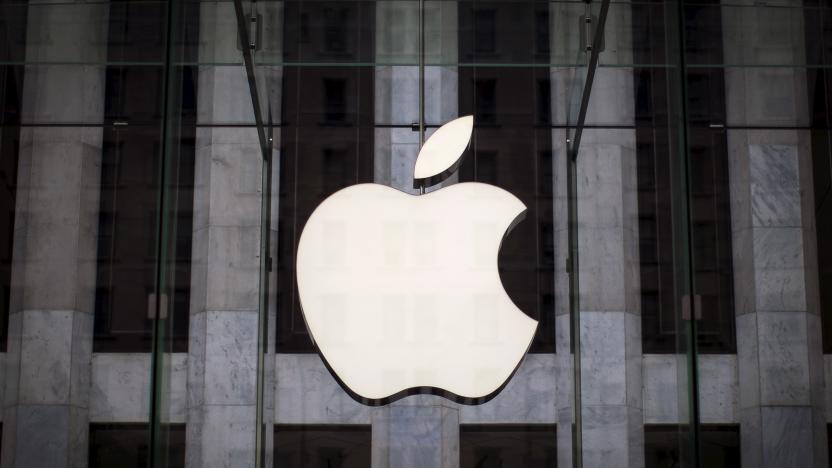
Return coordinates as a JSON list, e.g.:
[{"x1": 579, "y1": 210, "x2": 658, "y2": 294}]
[
  {"x1": 233, "y1": 0, "x2": 268, "y2": 158},
  {"x1": 569, "y1": 0, "x2": 610, "y2": 161},
  {"x1": 231, "y1": 1, "x2": 271, "y2": 466},
  {"x1": 148, "y1": 0, "x2": 180, "y2": 462},
  {"x1": 672, "y1": 0, "x2": 701, "y2": 462},
  {"x1": 419, "y1": 0, "x2": 425, "y2": 145},
  {"x1": 567, "y1": 155, "x2": 582, "y2": 468},
  {"x1": 567, "y1": 2, "x2": 611, "y2": 466}
]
